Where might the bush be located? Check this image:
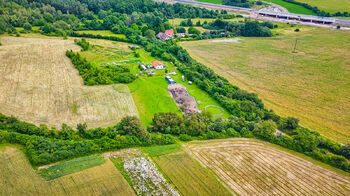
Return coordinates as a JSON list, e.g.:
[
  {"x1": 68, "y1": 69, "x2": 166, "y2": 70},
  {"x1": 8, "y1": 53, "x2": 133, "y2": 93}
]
[
  {"x1": 295, "y1": 28, "x2": 300, "y2": 32},
  {"x1": 179, "y1": 134, "x2": 192, "y2": 141}
]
